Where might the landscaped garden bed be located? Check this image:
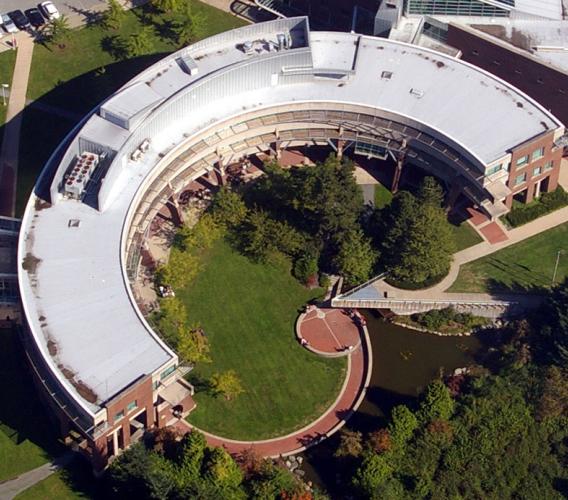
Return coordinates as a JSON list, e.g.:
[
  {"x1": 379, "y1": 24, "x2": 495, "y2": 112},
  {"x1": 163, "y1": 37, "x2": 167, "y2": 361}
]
[
  {"x1": 393, "y1": 307, "x2": 490, "y2": 335},
  {"x1": 503, "y1": 187, "x2": 568, "y2": 228}
]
